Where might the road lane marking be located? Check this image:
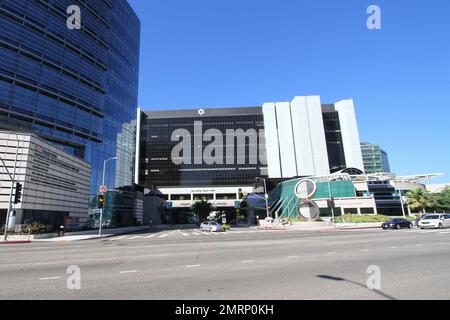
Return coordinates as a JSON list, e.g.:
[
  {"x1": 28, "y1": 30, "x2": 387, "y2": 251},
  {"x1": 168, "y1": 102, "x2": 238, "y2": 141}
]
[
  {"x1": 186, "y1": 265, "x2": 201, "y2": 268},
  {"x1": 109, "y1": 236, "x2": 127, "y2": 241},
  {"x1": 287, "y1": 256, "x2": 299, "y2": 259},
  {"x1": 439, "y1": 231, "x2": 450, "y2": 234},
  {"x1": 120, "y1": 270, "x2": 138, "y2": 274},
  {"x1": 241, "y1": 260, "x2": 255, "y2": 263},
  {"x1": 158, "y1": 231, "x2": 175, "y2": 238},
  {"x1": 360, "y1": 249, "x2": 369, "y2": 252},
  {"x1": 128, "y1": 236, "x2": 143, "y2": 240},
  {"x1": 145, "y1": 234, "x2": 155, "y2": 238},
  {"x1": 39, "y1": 277, "x2": 61, "y2": 281},
  {"x1": 192, "y1": 232, "x2": 200, "y2": 236},
  {"x1": 326, "y1": 252, "x2": 336, "y2": 255},
  {"x1": 389, "y1": 247, "x2": 398, "y2": 249},
  {"x1": 416, "y1": 244, "x2": 424, "y2": 246}
]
